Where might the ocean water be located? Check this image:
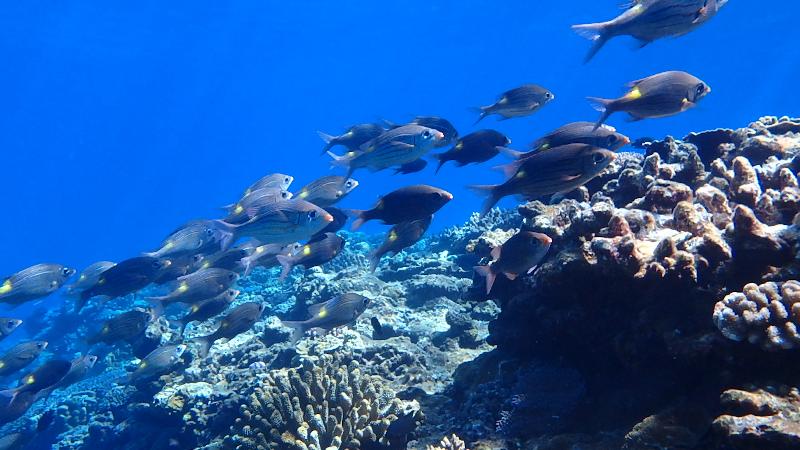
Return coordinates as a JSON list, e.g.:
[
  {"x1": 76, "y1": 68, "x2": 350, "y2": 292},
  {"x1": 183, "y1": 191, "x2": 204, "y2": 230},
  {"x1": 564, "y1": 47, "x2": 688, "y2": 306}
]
[{"x1": 0, "y1": 1, "x2": 798, "y2": 448}]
